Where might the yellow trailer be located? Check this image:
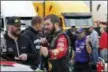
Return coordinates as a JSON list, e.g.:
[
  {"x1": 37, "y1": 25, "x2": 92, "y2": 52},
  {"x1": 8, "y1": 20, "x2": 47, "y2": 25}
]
[{"x1": 33, "y1": 1, "x2": 93, "y2": 31}]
